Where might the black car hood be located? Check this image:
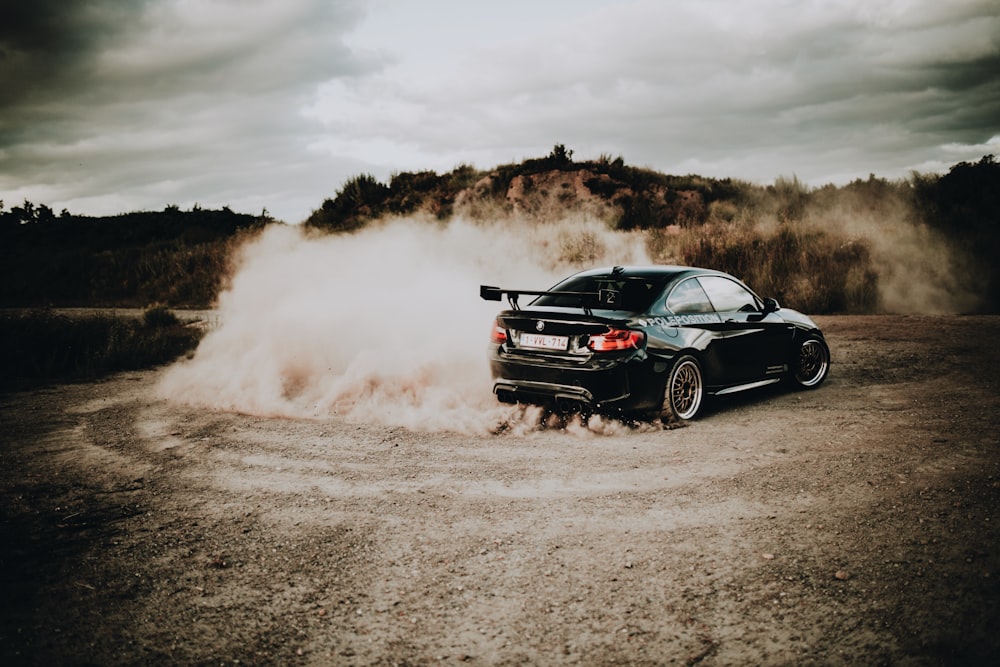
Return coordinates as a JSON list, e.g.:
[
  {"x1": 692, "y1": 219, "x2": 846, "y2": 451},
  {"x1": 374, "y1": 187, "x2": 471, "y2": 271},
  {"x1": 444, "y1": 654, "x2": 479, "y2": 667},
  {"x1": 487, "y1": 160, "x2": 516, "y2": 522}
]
[{"x1": 777, "y1": 307, "x2": 821, "y2": 331}]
